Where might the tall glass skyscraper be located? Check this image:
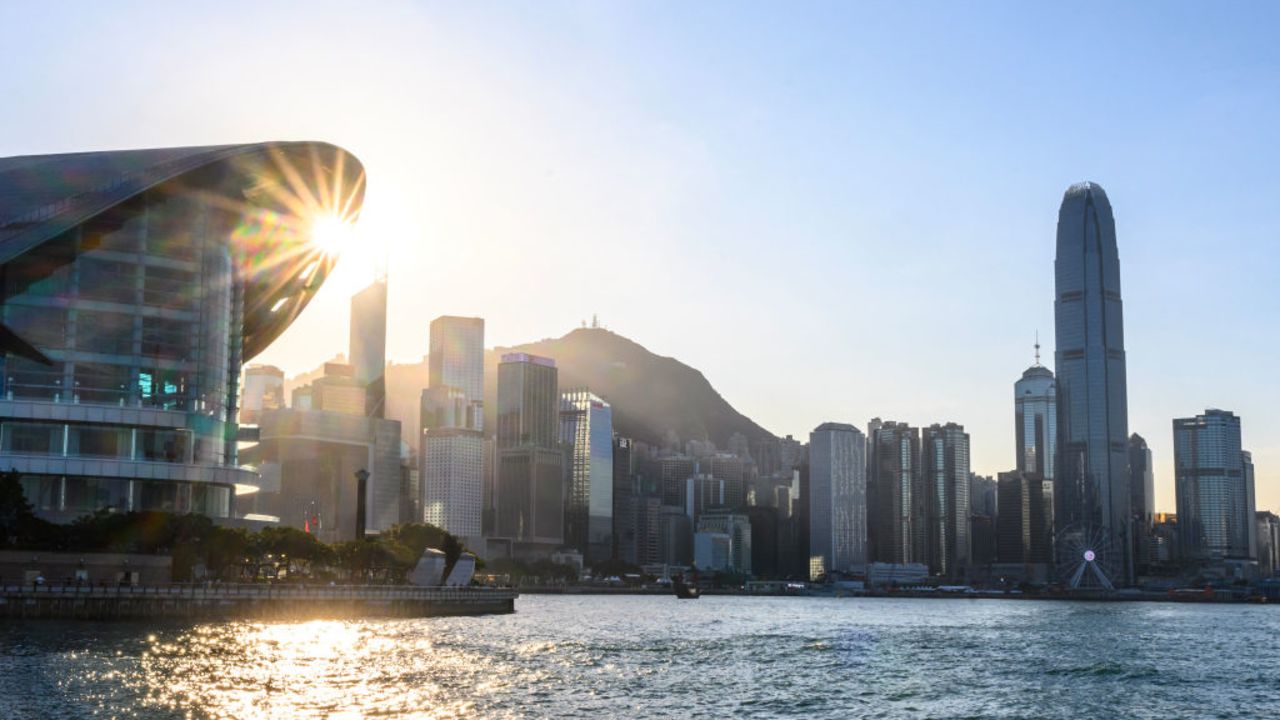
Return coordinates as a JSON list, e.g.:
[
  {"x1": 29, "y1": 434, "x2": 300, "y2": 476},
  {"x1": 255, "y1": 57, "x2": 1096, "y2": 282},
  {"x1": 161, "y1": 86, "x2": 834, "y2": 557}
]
[
  {"x1": 349, "y1": 279, "x2": 387, "y2": 418},
  {"x1": 1173, "y1": 409, "x2": 1254, "y2": 562},
  {"x1": 1053, "y1": 181, "x2": 1132, "y2": 584},
  {"x1": 560, "y1": 389, "x2": 613, "y2": 563},
  {"x1": 1015, "y1": 359, "x2": 1056, "y2": 481},
  {"x1": 428, "y1": 316, "x2": 484, "y2": 431},
  {"x1": 808, "y1": 422, "x2": 867, "y2": 578},
  {"x1": 494, "y1": 353, "x2": 564, "y2": 551}
]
